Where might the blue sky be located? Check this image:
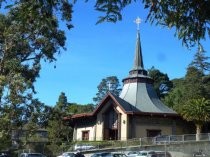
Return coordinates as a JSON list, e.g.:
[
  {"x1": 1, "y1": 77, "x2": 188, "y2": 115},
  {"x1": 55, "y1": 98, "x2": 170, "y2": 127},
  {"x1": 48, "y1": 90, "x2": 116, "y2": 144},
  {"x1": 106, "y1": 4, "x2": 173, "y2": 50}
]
[{"x1": 34, "y1": 1, "x2": 210, "y2": 106}]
